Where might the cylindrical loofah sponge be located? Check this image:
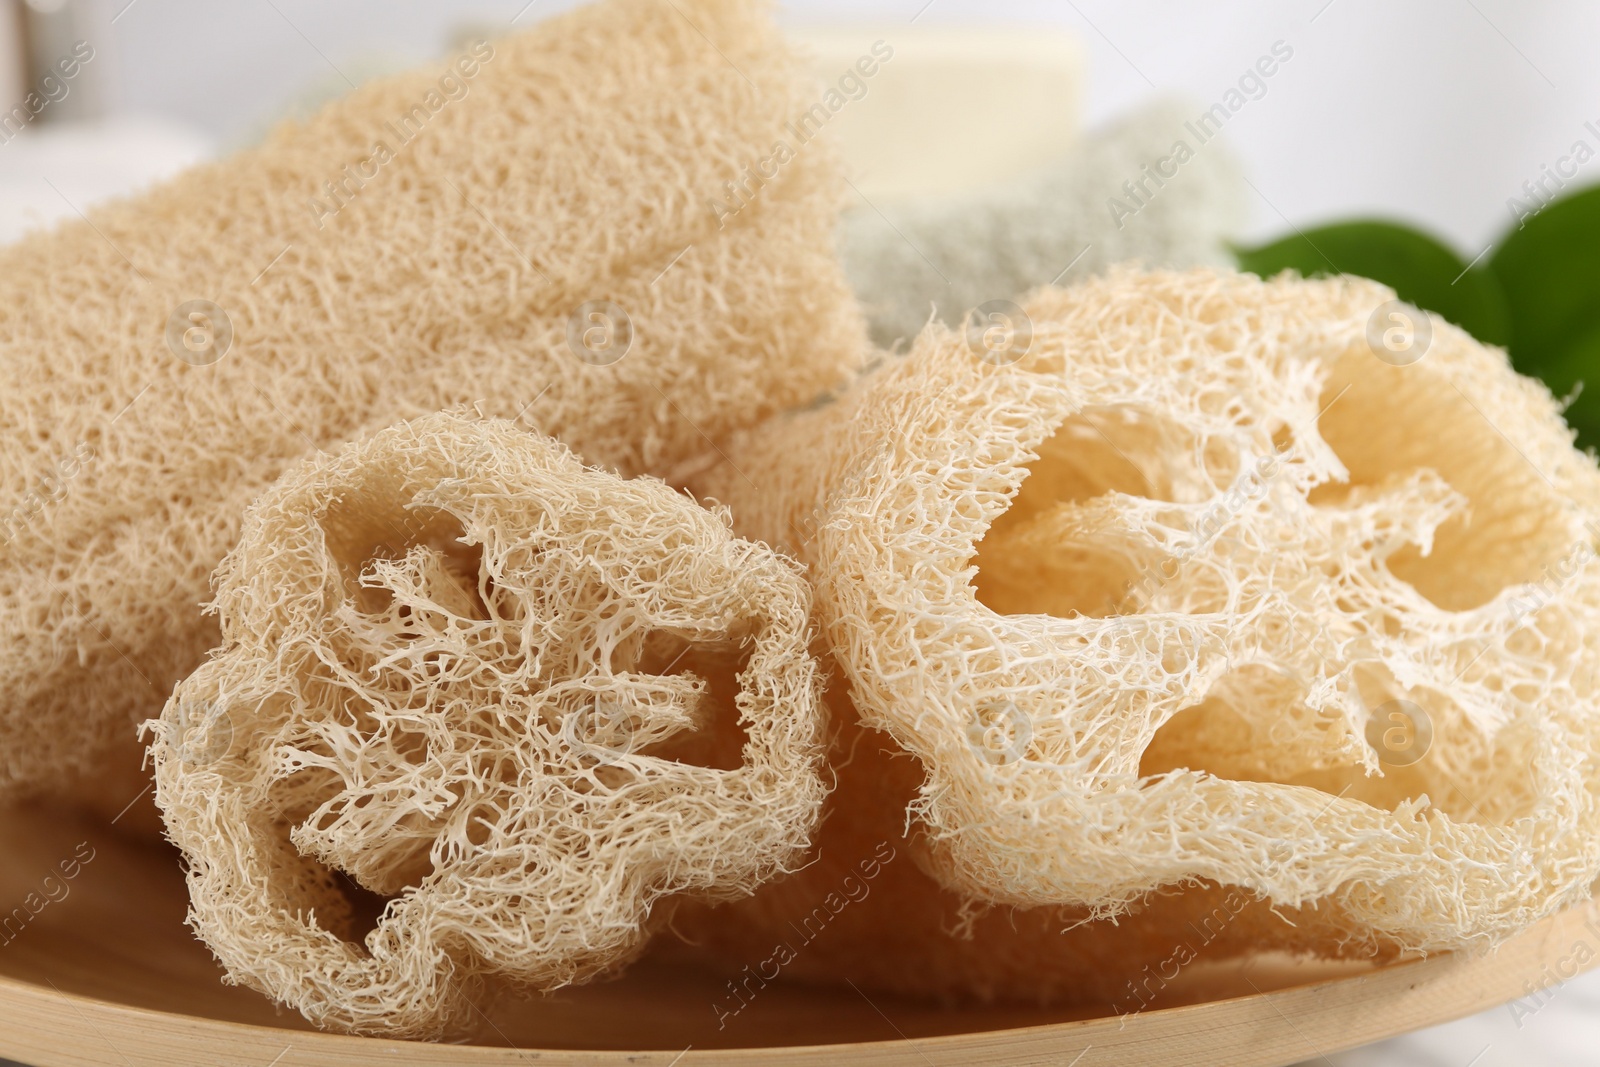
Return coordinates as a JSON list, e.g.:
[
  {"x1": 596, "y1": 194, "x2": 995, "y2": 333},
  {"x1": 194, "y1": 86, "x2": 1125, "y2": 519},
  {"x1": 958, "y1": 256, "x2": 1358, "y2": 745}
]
[
  {"x1": 839, "y1": 100, "x2": 1245, "y2": 348},
  {"x1": 689, "y1": 268, "x2": 1600, "y2": 960},
  {"x1": 146, "y1": 413, "x2": 826, "y2": 1038},
  {"x1": 0, "y1": 0, "x2": 867, "y2": 808}
]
